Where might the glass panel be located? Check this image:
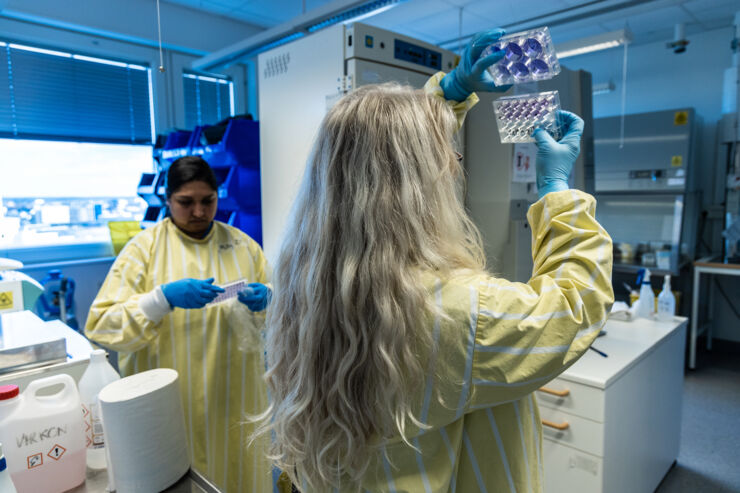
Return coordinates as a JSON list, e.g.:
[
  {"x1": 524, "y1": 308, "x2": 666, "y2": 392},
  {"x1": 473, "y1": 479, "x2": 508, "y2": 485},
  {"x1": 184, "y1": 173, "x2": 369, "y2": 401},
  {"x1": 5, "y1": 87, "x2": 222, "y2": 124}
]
[
  {"x1": 0, "y1": 139, "x2": 150, "y2": 250},
  {"x1": 596, "y1": 193, "x2": 683, "y2": 272}
]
